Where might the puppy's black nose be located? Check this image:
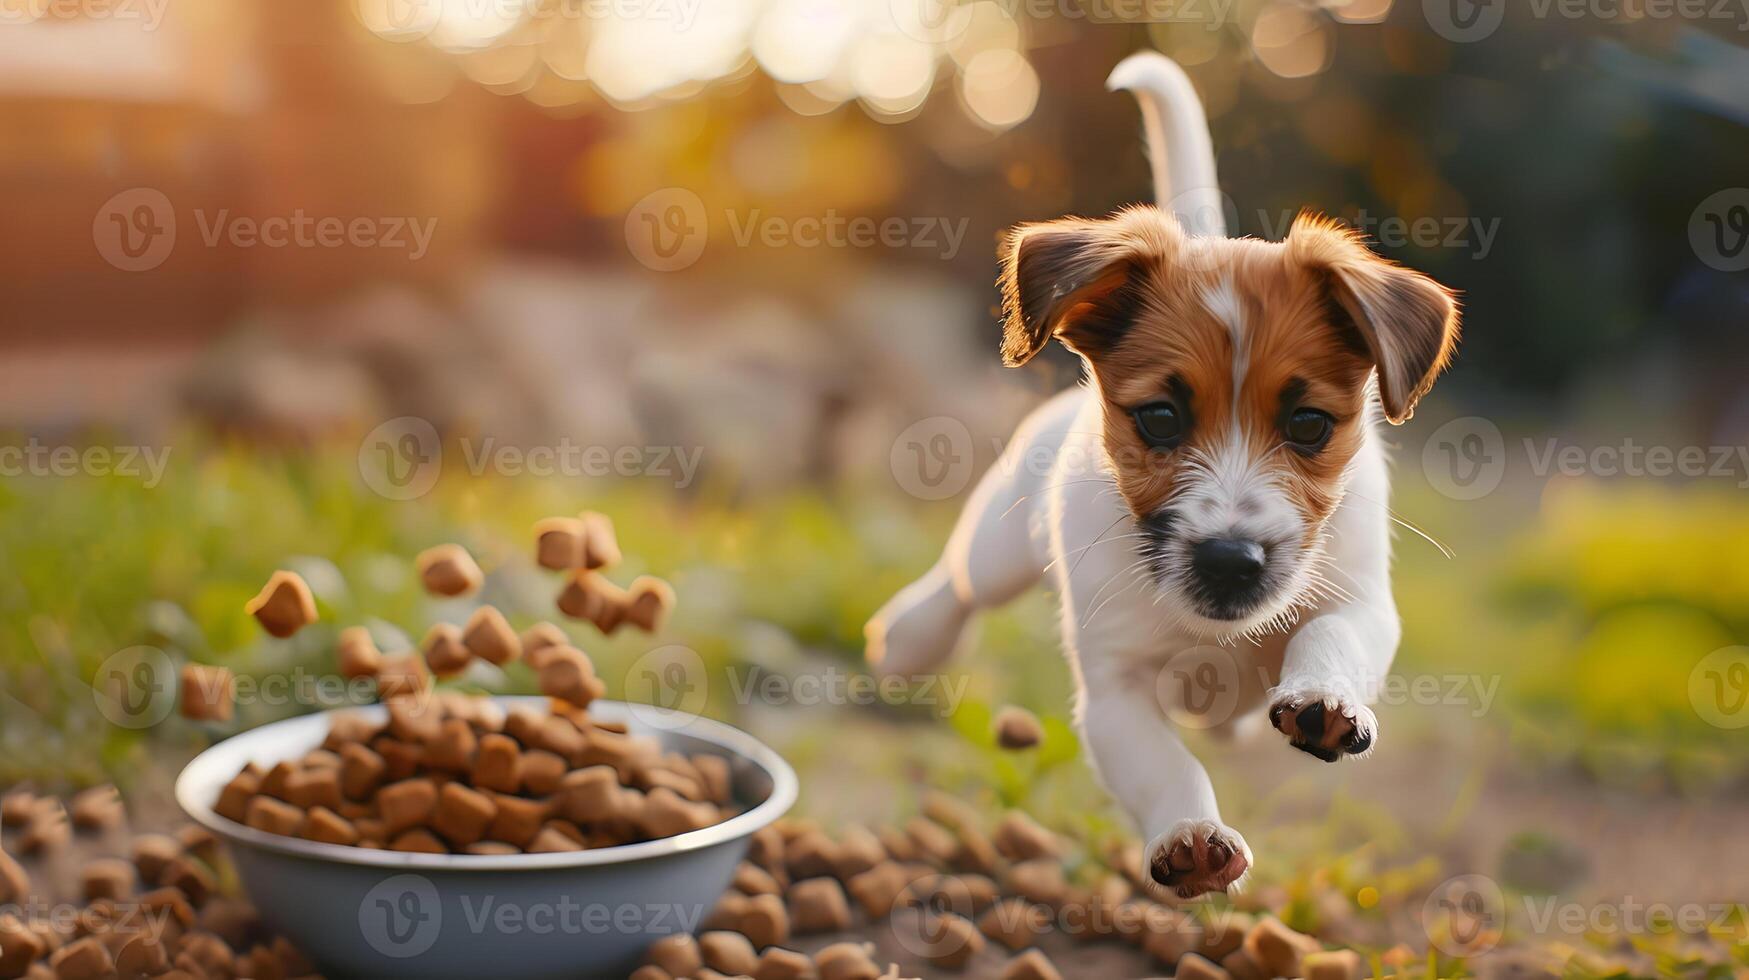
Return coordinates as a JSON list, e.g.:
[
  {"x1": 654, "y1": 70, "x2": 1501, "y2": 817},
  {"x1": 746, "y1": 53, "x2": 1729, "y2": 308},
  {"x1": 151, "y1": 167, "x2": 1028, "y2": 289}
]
[{"x1": 1191, "y1": 538, "x2": 1266, "y2": 593}]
